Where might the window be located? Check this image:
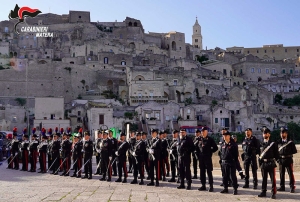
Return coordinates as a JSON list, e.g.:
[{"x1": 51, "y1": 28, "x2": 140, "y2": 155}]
[
  {"x1": 236, "y1": 110, "x2": 239, "y2": 114},
  {"x1": 104, "y1": 57, "x2": 108, "y2": 64},
  {"x1": 149, "y1": 92, "x2": 153, "y2": 97},
  {"x1": 79, "y1": 16, "x2": 81, "y2": 19},
  {"x1": 77, "y1": 117, "x2": 81, "y2": 123},
  {"x1": 179, "y1": 47, "x2": 181, "y2": 50},
  {"x1": 266, "y1": 69, "x2": 269, "y2": 74},
  {"x1": 196, "y1": 30, "x2": 197, "y2": 32},
  {"x1": 120, "y1": 34, "x2": 122, "y2": 39},
  {"x1": 138, "y1": 93, "x2": 142, "y2": 98},
  {"x1": 272, "y1": 69, "x2": 276, "y2": 74},
  {"x1": 220, "y1": 110, "x2": 222, "y2": 114},
  {"x1": 247, "y1": 51, "x2": 249, "y2": 54},
  {"x1": 251, "y1": 68, "x2": 255, "y2": 73},
  {"x1": 297, "y1": 49, "x2": 299, "y2": 52},
  {"x1": 264, "y1": 50, "x2": 267, "y2": 53},
  {"x1": 166, "y1": 115, "x2": 169, "y2": 121},
  {"x1": 155, "y1": 112, "x2": 160, "y2": 120},
  {"x1": 187, "y1": 109, "x2": 191, "y2": 114},
  {"x1": 197, "y1": 115, "x2": 203, "y2": 121},
  {"x1": 258, "y1": 68, "x2": 261, "y2": 73},
  {"x1": 173, "y1": 79, "x2": 178, "y2": 86},
  {"x1": 145, "y1": 113, "x2": 150, "y2": 119},
  {"x1": 50, "y1": 114, "x2": 55, "y2": 120},
  {"x1": 257, "y1": 50, "x2": 259, "y2": 53},
  {"x1": 290, "y1": 69, "x2": 293, "y2": 74},
  {"x1": 272, "y1": 50, "x2": 275, "y2": 53},
  {"x1": 121, "y1": 61, "x2": 126, "y2": 65},
  {"x1": 4, "y1": 27, "x2": 8, "y2": 32},
  {"x1": 282, "y1": 69, "x2": 286, "y2": 74},
  {"x1": 195, "y1": 39, "x2": 198, "y2": 42},
  {"x1": 78, "y1": 111, "x2": 81, "y2": 116},
  {"x1": 285, "y1": 49, "x2": 287, "y2": 52},
  {"x1": 45, "y1": 52, "x2": 47, "y2": 54},
  {"x1": 99, "y1": 114, "x2": 104, "y2": 124},
  {"x1": 221, "y1": 118, "x2": 229, "y2": 127},
  {"x1": 187, "y1": 115, "x2": 190, "y2": 120},
  {"x1": 223, "y1": 69, "x2": 227, "y2": 75},
  {"x1": 12, "y1": 116, "x2": 17, "y2": 123},
  {"x1": 215, "y1": 118, "x2": 218, "y2": 123}
]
